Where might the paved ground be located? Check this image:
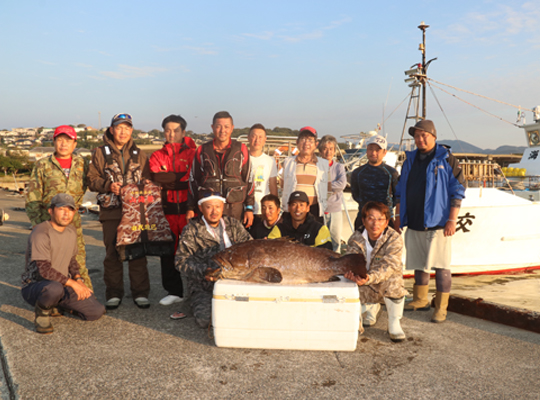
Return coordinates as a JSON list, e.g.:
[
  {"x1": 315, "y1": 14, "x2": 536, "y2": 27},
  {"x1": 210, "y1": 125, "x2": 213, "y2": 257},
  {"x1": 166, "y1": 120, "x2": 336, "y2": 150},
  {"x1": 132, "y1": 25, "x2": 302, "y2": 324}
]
[{"x1": 1, "y1": 190, "x2": 540, "y2": 400}]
